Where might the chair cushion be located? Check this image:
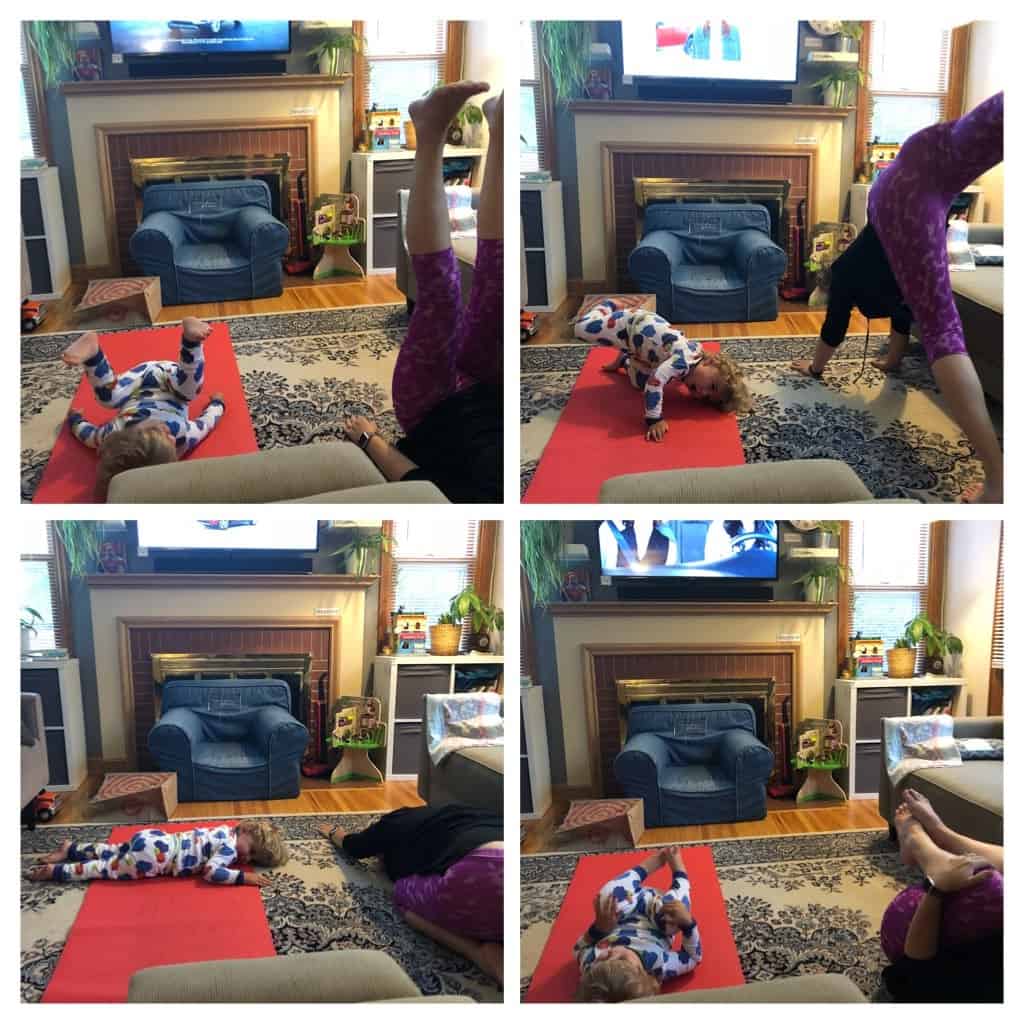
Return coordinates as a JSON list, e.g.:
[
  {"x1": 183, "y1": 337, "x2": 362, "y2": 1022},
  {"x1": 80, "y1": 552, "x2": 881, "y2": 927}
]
[
  {"x1": 192, "y1": 740, "x2": 267, "y2": 771},
  {"x1": 660, "y1": 764, "x2": 734, "y2": 796},
  {"x1": 175, "y1": 242, "x2": 250, "y2": 273},
  {"x1": 672, "y1": 265, "x2": 745, "y2": 294}
]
